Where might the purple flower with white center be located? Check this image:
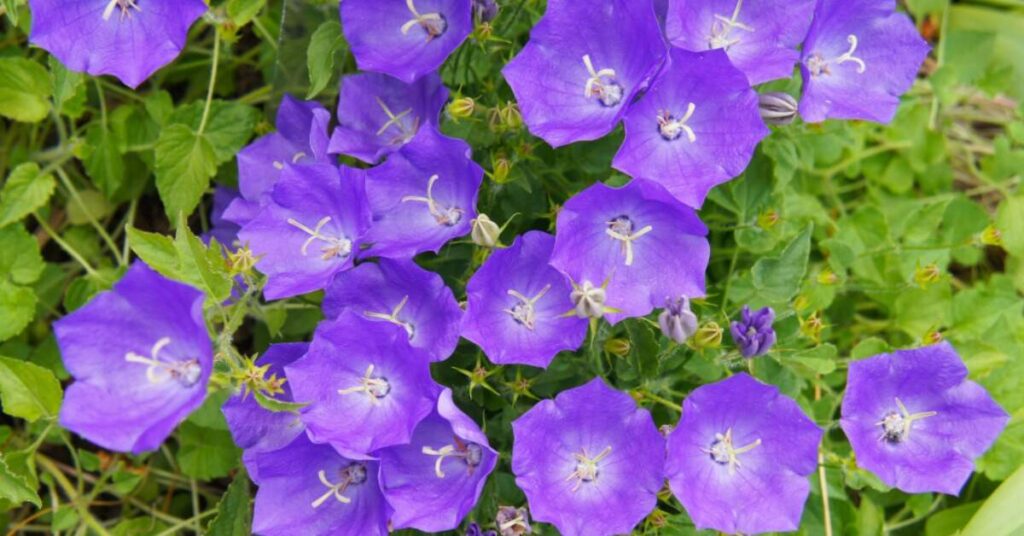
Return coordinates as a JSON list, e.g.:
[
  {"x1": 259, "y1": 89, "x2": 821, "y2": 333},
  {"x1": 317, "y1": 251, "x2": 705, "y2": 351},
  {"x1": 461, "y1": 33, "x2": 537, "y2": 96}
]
[
  {"x1": 658, "y1": 296, "x2": 698, "y2": 344},
  {"x1": 249, "y1": 434, "x2": 391, "y2": 536},
  {"x1": 730, "y1": 305, "x2": 776, "y2": 358},
  {"x1": 341, "y1": 0, "x2": 472, "y2": 83},
  {"x1": 378, "y1": 388, "x2": 498, "y2": 532},
  {"x1": 203, "y1": 186, "x2": 242, "y2": 247},
  {"x1": 54, "y1": 262, "x2": 211, "y2": 454},
  {"x1": 665, "y1": 0, "x2": 817, "y2": 85},
  {"x1": 364, "y1": 127, "x2": 483, "y2": 258},
  {"x1": 613, "y1": 48, "x2": 768, "y2": 208},
  {"x1": 323, "y1": 258, "x2": 462, "y2": 362},
  {"x1": 549, "y1": 179, "x2": 709, "y2": 324},
  {"x1": 328, "y1": 72, "x2": 448, "y2": 164},
  {"x1": 501, "y1": 0, "x2": 666, "y2": 147},
  {"x1": 222, "y1": 343, "x2": 307, "y2": 456},
  {"x1": 286, "y1": 312, "x2": 439, "y2": 459},
  {"x1": 799, "y1": 0, "x2": 930, "y2": 124},
  {"x1": 28, "y1": 0, "x2": 207, "y2": 88},
  {"x1": 666, "y1": 373, "x2": 822, "y2": 534},
  {"x1": 462, "y1": 231, "x2": 587, "y2": 368},
  {"x1": 840, "y1": 342, "x2": 1008, "y2": 495},
  {"x1": 237, "y1": 164, "x2": 371, "y2": 300},
  {"x1": 511, "y1": 378, "x2": 664, "y2": 536}
]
